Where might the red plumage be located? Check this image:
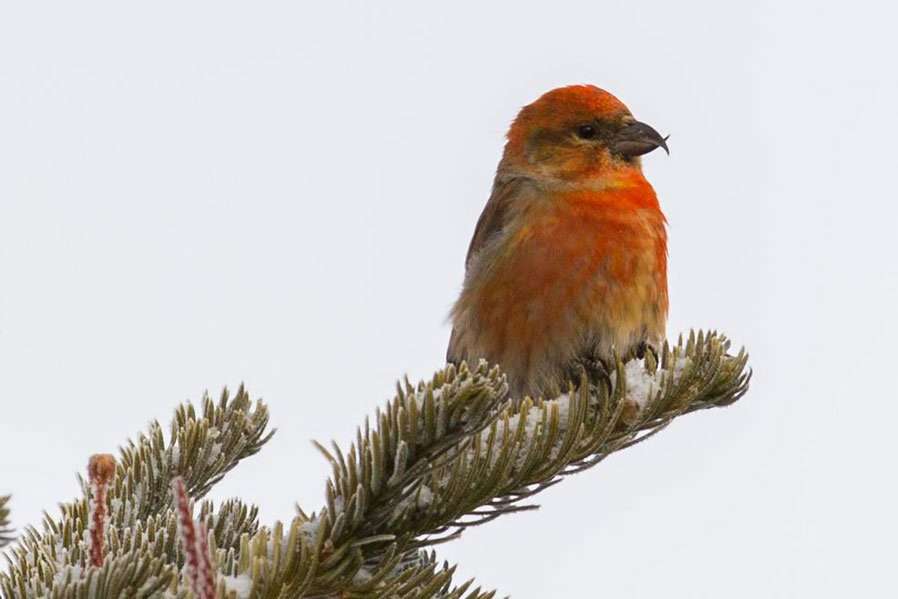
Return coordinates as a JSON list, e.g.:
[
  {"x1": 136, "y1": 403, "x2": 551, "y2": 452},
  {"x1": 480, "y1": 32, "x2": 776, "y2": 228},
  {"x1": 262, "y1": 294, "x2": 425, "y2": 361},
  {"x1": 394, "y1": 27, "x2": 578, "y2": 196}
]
[{"x1": 448, "y1": 85, "x2": 669, "y2": 398}]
